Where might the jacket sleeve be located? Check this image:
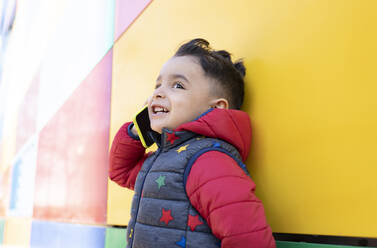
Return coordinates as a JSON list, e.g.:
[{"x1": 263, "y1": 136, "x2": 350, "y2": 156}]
[
  {"x1": 109, "y1": 122, "x2": 148, "y2": 190},
  {"x1": 186, "y1": 151, "x2": 276, "y2": 248}
]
